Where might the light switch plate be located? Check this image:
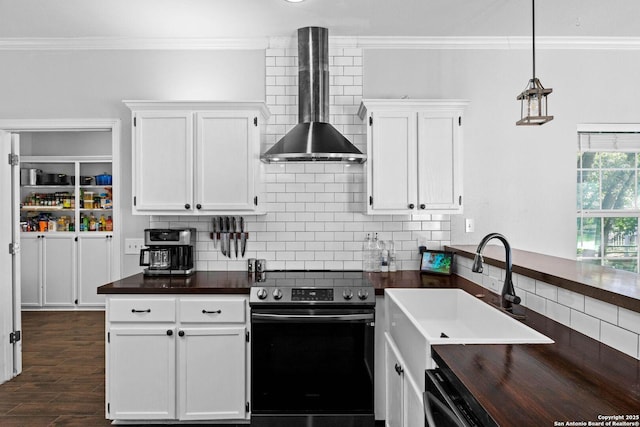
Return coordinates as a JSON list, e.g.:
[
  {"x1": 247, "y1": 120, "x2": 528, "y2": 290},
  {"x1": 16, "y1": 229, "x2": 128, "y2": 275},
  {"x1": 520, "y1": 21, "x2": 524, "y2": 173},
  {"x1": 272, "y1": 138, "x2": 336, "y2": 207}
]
[
  {"x1": 124, "y1": 238, "x2": 145, "y2": 255},
  {"x1": 465, "y1": 218, "x2": 475, "y2": 233}
]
